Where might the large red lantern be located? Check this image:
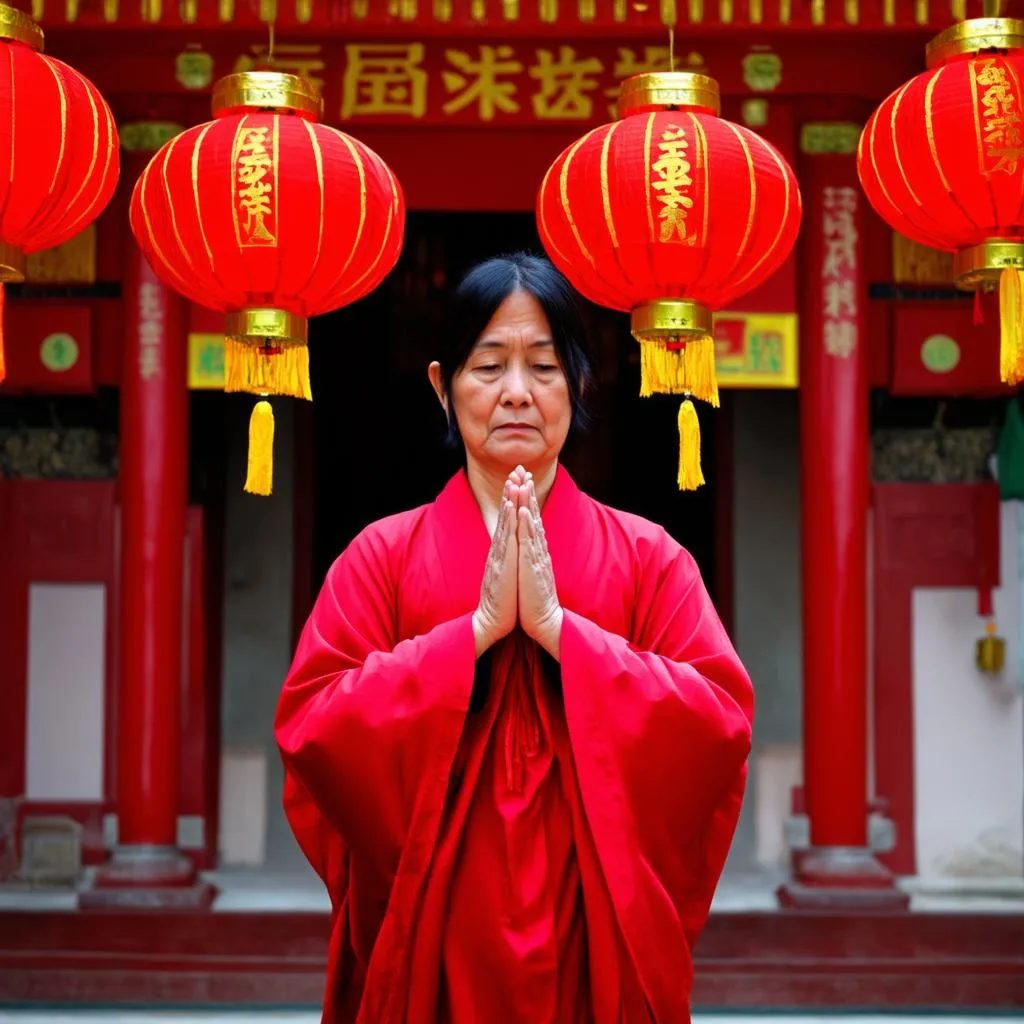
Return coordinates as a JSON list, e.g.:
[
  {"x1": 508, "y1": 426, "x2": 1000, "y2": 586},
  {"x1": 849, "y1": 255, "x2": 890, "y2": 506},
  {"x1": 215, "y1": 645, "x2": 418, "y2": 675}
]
[
  {"x1": 857, "y1": 16, "x2": 1024, "y2": 386},
  {"x1": 0, "y1": 4, "x2": 119, "y2": 383},
  {"x1": 130, "y1": 70, "x2": 404, "y2": 495},
  {"x1": 537, "y1": 71, "x2": 801, "y2": 488}
]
